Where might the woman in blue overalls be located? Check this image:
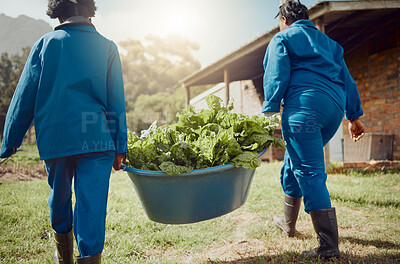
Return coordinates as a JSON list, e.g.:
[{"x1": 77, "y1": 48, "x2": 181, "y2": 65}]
[
  {"x1": 0, "y1": 0, "x2": 127, "y2": 263},
  {"x1": 262, "y1": 1, "x2": 365, "y2": 259}
]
